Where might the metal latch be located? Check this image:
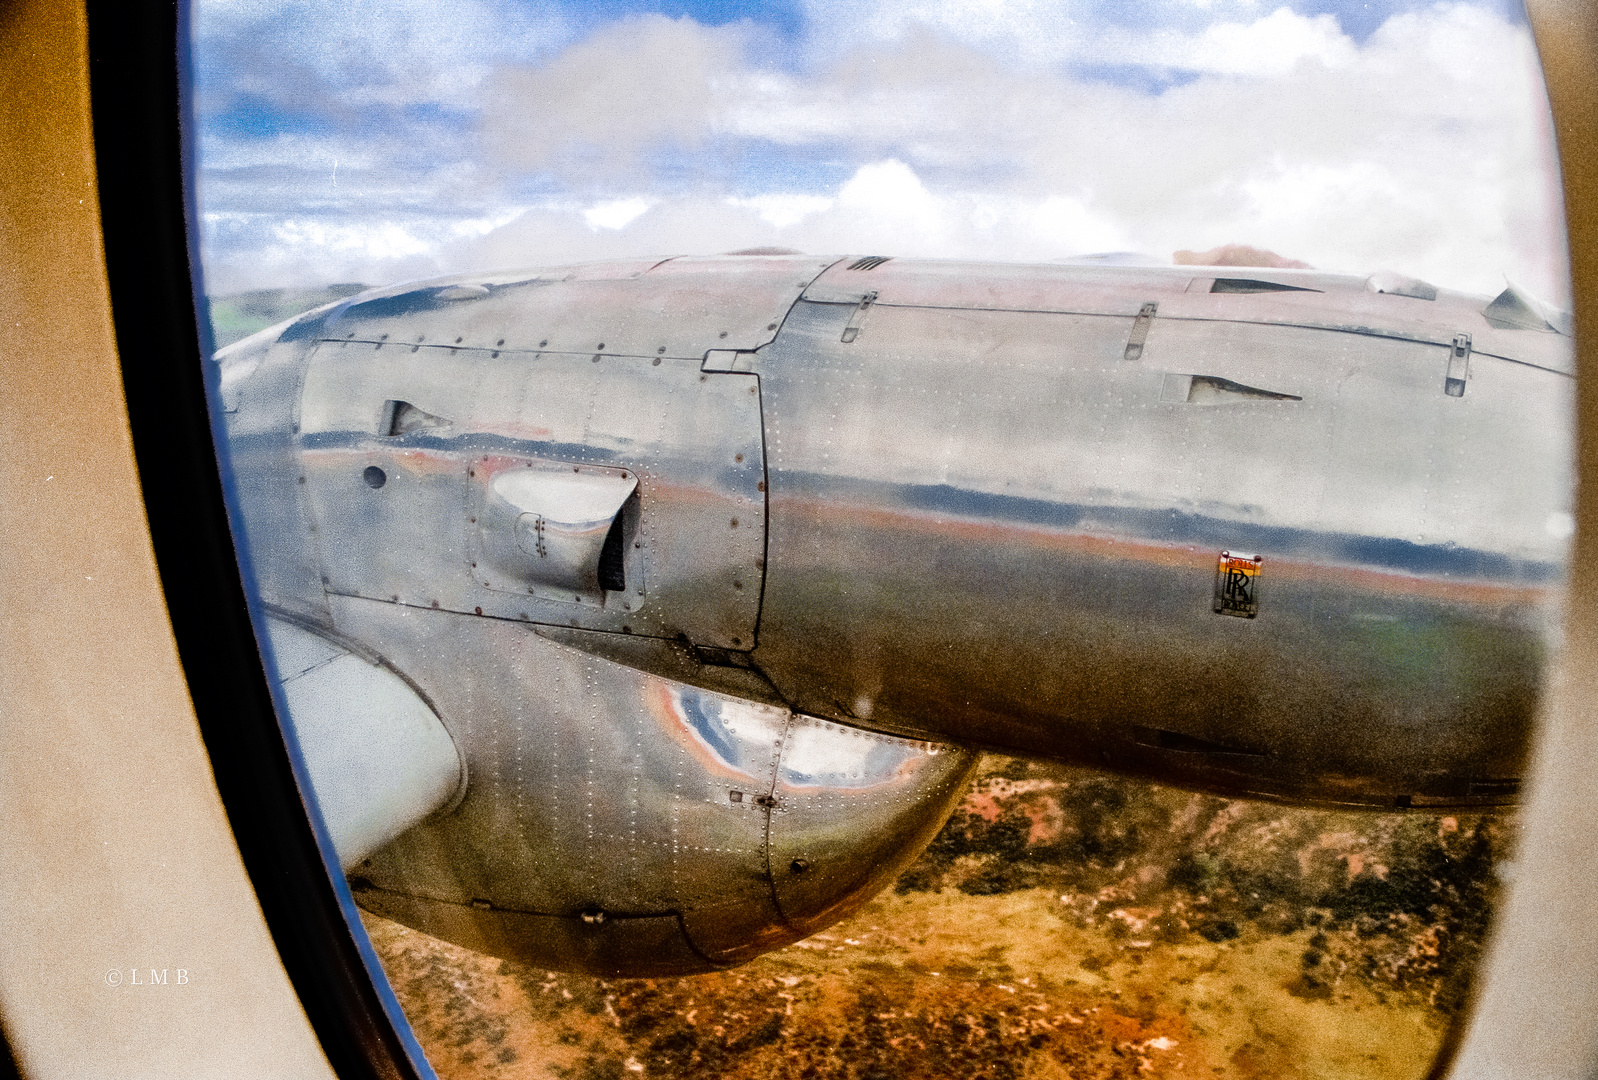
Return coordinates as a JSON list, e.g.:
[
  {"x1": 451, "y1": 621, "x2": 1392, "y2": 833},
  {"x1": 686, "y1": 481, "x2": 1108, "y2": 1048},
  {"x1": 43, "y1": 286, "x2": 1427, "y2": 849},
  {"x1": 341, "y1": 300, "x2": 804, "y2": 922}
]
[
  {"x1": 1444, "y1": 333, "x2": 1471, "y2": 397},
  {"x1": 702, "y1": 350, "x2": 757, "y2": 372},
  {"x1": 840, "y1": 291, "x2": 878, "y2": 343},
  {"x1": 1124, "y1": 302, "x2": 1157, "y2": 360}
]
